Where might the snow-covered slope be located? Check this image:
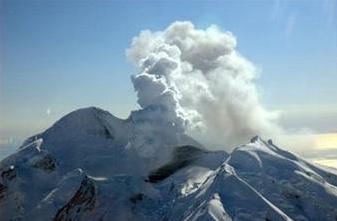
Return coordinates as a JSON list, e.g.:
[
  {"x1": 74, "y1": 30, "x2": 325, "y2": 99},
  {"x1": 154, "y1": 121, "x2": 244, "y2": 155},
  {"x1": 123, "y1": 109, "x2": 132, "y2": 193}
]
[
  {"x1": 226, "y1": 137, "x2": 337, "y2": 221},
  {"x1": 0, "y1": 107, "x2": 336, "y2": 221}
]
